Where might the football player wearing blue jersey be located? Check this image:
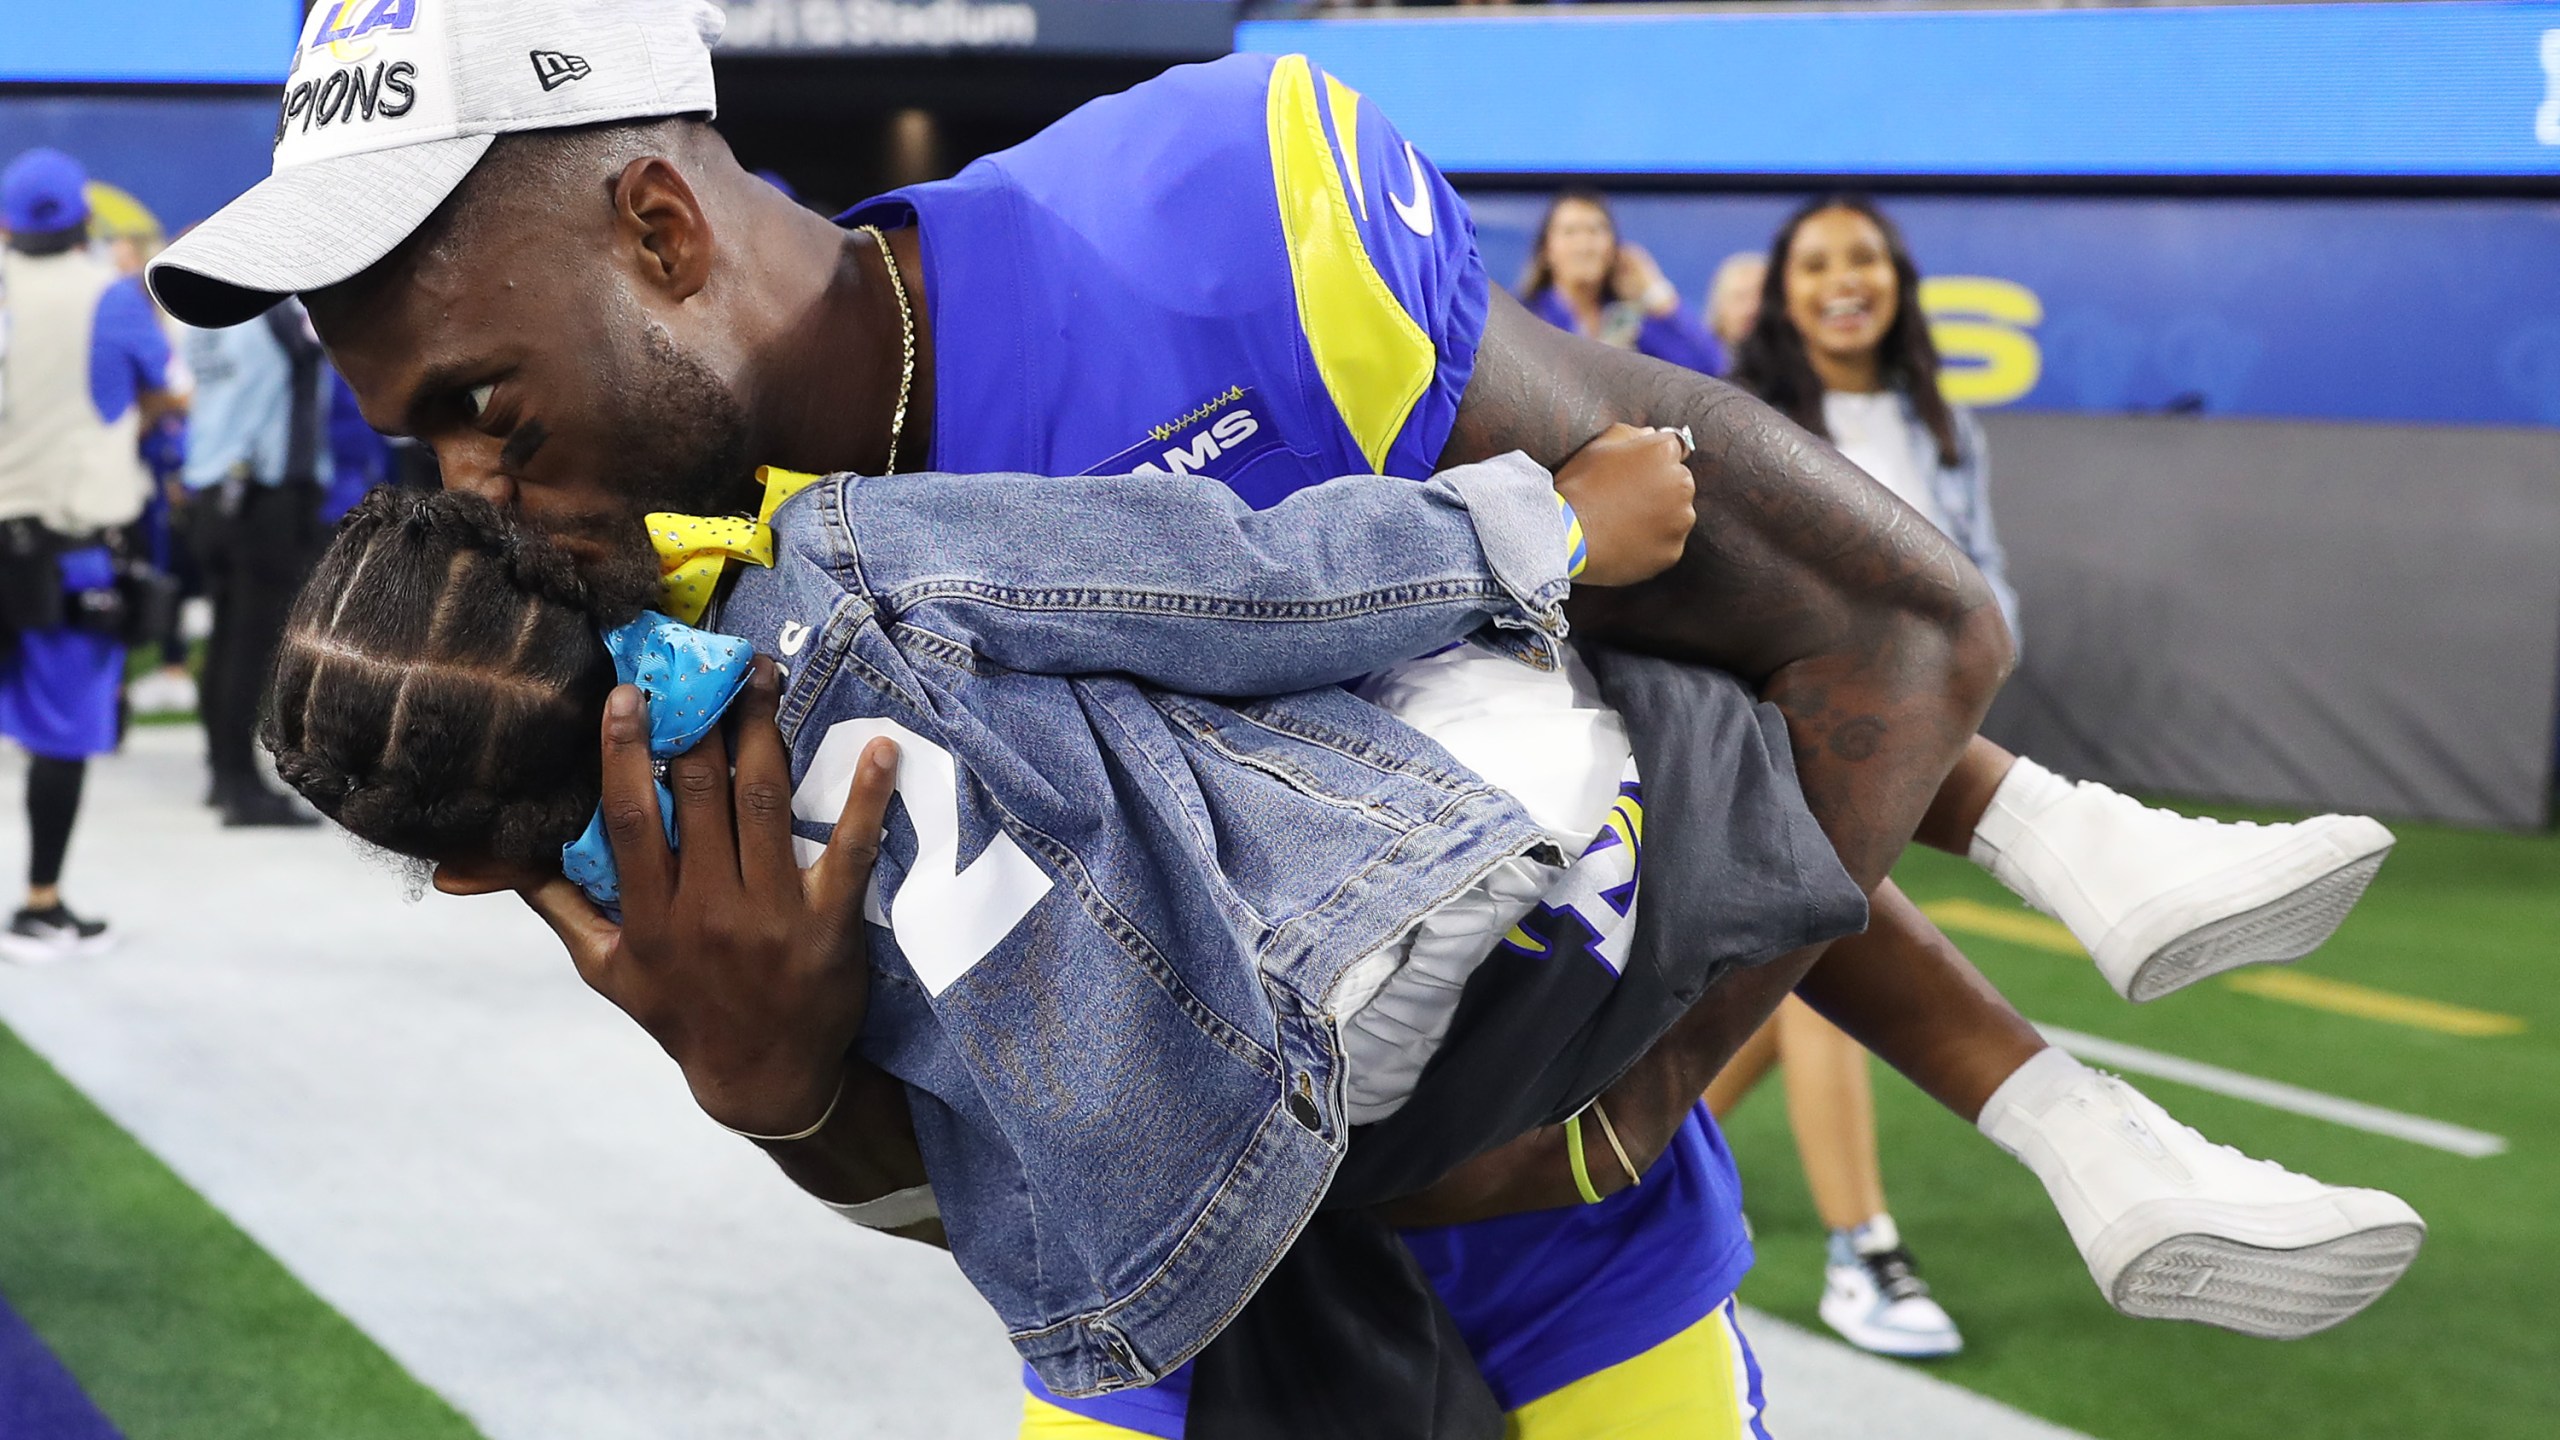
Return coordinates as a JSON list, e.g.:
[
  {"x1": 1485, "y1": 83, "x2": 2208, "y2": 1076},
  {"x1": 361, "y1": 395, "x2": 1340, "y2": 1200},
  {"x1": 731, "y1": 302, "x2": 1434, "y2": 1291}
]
[{"x1": 150, "y1": 2, "x2": 2423, "y2": 1431}]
